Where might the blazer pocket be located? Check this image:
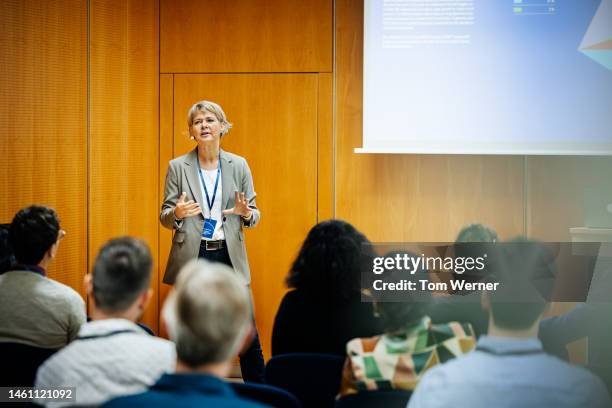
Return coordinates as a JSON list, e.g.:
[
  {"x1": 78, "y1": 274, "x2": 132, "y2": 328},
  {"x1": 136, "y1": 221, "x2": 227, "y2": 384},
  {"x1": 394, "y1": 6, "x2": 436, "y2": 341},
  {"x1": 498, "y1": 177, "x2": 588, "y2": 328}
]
[{"x1": 173, "y1": 231, "x2": 186, "y2": 244}]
